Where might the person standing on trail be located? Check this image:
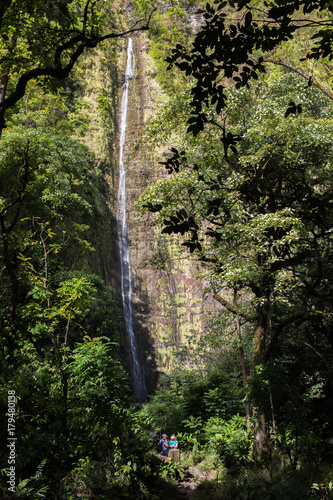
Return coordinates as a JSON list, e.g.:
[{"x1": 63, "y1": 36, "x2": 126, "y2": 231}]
[
  {"x1": 169, "y1": 434, "x2": 178, "y2": 450},
  {"x1": 158, "y1": 434, "x2": 169, "y2": 456},
  {"x1": 168, "y1": 434, "x2": 180, "y2": 462}
]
